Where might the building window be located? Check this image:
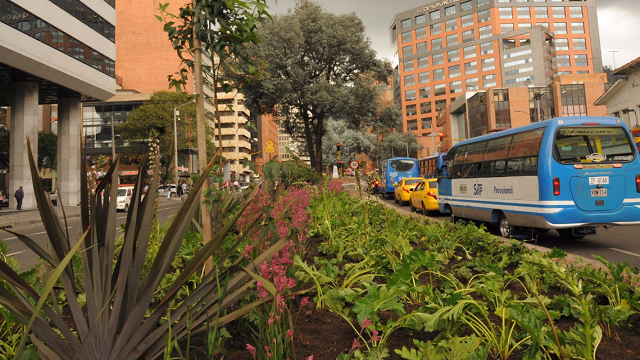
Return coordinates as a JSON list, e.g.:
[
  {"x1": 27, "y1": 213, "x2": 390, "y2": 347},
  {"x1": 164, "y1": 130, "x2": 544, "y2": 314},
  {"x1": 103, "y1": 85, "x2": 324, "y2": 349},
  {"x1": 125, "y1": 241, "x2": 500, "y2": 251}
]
[
  {"x1": 466, "y1": 77, "x2": 479, "y2": 90},
  {"x1": 574, "y1": 54, "x2": 588, "y2": 66},
  {"x1": 570, "y1": 6, "x2": 583, "y2": 18},
  {"x1": 419, "y1": 71, "x2": 430, "y2": 83},
  {"x1": 407, "y1": 119, "x2": 418, "y2": 130},
  {"x1": 402, "y1": 45, "x2": 413, "y2": 57},
  {"x1": 403, "y1": 60, "x2": 414, "y2": 72},
  {"x1": 430, "y1": 23, "x2": 442, "y2": 36},
  {"x1": 519, "y1": 23, "x2": 532, "y2": 29},
  {"x1": 446, "y1": 18, "x2": 458, "y2": 31},
  {"x1": 435, "y1": 99, "x2": 447, "y2": 112},
  {"x1": 418, "y1": 56, "x2": 429, "y2": 68},
  {"x1": 448, "y1": 49, "x2": 460, "y2": 62},
  {"x1": 499, "y1": 8, "x2": 513, "y2": 19},
  {"x1": 477, "y1": 0, "x2": 490, "y2": 6},
  {"x1": 420, "y1": 87, "x2": 431, "y2": 98},
  {"x1": 555, "y1": 38, "x2": 569, "y2": 51},
  {"x1": 421, "y1": 102, "x2": 432, "y2": 114},
  {"x1": 432, "y1": 38, "x2": 443, "y2": 51},
  {"x1": 417, "y1": 42, "x2": 428, "y2": 54},
  {"x1": 573, "y1": 38, "x2": 586, "y2": 50},
  {"x1": 528, "y1": 87, "x2": 555, "y2": 122},
  {"x1": 554, "y1": 22, "x2": 567, "y2": 34},
  {"x1": 494, "y1": 89, "x2": 511, "y2": 128},
  {"x1": 481, "y1": 57, "x2": 495, "y2": 71},
  {"x1": 465, "y1": 61, "x2": 478, "y2": 74},
  {"x1": 434, "y1": 68, "x2": 445, "y2": 81},
  {"x1": 48, "y1": 0, "x2": 115, "y2": 42},
  {"x1": 560, "y1": 84, "x2": 587, "y2": 116},
  {"x1": 434, "y1": 83, "x2": 446, "y2": 96},
  {"x1": 446, "y1": 34, "x2": 459, "y2": 47},
  {"x1": 433, "y1": 52, "x2": 444, "y2": 65},
  {"x1": 480, "y1": 41, "x2": 494, "y2": 54},
  {"x1": 483, "y1": 74, "x2": 496, "y2": 87},
  {"x1": 449, "y1": 65, "x2": 461, "y2": 77},
  {"x1": 416, "y1": 14, "x2": 426, "y2": 24},
  {"x1": 421, "y1": 118, "x2": 433, "y2": 129},
  {"x1": 402, "y1": 32, "x2": 412, "y2": 43},
  {"x1": 461, "y1": 0, "x2": 473, "y2": 11},
  {"x1": 552, "y1": 6, "x2": 565, "y2": 18},
  {"x1": 556, "y1": 54, "x2": 571, "y2": 67},
  {"x1": 464, "y1": 45, "x2": 477, "y2": 58},
  {"x1": 401, "y1": 18, "x2": 411, "y2": 28},
  {"x1": 416, "y1": 27, "x2": 427, "y2": 39},
  {"x1": 501, "y1": 23, "x2": 514, "y2": 32},
  {"x1": 571, "y1": 22, "x2": 585, "y2": 34},
  {"x1": 535, "y1": 6, "x2": 548, "y2": 18},
  {"x1": 450, "y1": 80, "x2": 463, "y2": 93},
  {"x1": 406, "y1": 104, "x2": 417, "y2": 116},
  {"x1": 517, "y1": 7, "x2": 531, "y2": 18},
  {"x1": 462, "y1": 29, "x2": 475, "y2": 43},
  {"x1": 446, "y1": 5, "x2": 456, "y2": 16},
  {"x1": 430, "y1": 10, "x2": 441, "y2": 20},
  {"x1": 469, "y1": 92, "x2": 488, "y2": 137},
  {"x1": 479, "y1": 25, "x2": 492, "y2": 39},
  {"x1": 404, "y1": 75, "x2": 415, "y2": 86},
  {"x1": 461, "y1": 14, "x2": 474, "y2": 27},
  {"x1": 405, "y1": 89, "x2": 416, "y2": 101},
  {"x1": 478, "y1": 9, "x2": 491, "y2": 22}
]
